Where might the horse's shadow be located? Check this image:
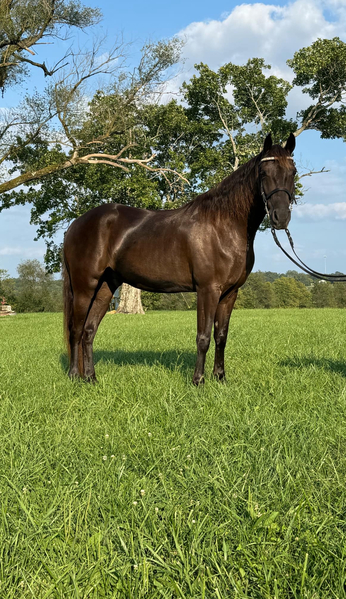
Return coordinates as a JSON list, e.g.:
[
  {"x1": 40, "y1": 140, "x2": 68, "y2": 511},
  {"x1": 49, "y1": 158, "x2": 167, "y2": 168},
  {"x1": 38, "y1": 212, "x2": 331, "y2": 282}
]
[
  {"x1": 60, "y1": 349, "x2": 196, "y2": 374},
  {"x1": 280, "y1": 356, "x2": 346, "y2": 378}
]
